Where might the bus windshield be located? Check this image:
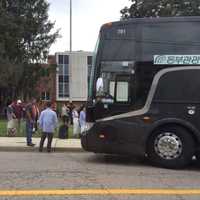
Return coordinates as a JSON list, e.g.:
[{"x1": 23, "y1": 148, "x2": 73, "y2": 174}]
[
  {"x1": 88, "y1": 36, "x2": 100, "y2": 98},
  {"x1": 96, "y1": 61, "x2": 134, "y2": 99}
]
